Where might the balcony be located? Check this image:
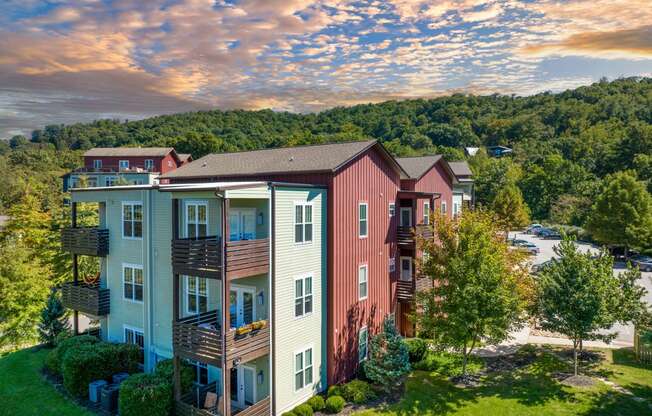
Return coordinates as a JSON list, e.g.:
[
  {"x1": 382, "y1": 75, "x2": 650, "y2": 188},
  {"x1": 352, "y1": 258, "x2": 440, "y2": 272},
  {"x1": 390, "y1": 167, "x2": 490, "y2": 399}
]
[
  {"x1": 225, "y1": 239, "x2": 270, "y2": 280},
  {"x1": 173, "y1": 311, "x2": 222, "y2": 367},
  {"x1": 397, "y1": 225, "x2": 433, "y2": 247},
  {"x1": 175, "y1": 384, "x2": 270, "y2": 416},
  {"x1": 61, "y1": 281, "x2": 110, "y2": 316},
  {"x1": 224, "y1": 324, "x2": 270, "y2": 369},
  {"x1": 61, "y1": 227, "x2": 109, "y2": 256},
  {"x1": 396, "y1": 280, "x2": 415, "y2": 300},
  {"x1": 172, "y1": 237, "x2": 222, "y2": 279}
]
